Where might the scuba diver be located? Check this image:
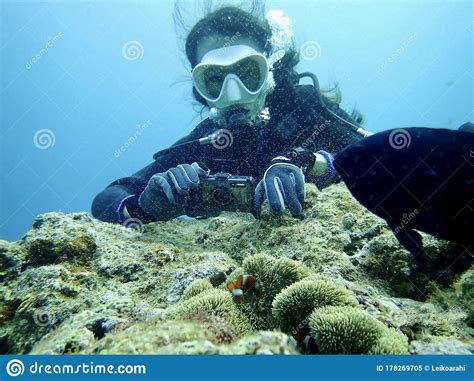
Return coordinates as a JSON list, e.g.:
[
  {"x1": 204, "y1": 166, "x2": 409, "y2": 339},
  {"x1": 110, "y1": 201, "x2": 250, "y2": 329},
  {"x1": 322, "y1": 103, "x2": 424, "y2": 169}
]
[{"x1": 92, "y1": 4, "x2": 370, "y2": 224}]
